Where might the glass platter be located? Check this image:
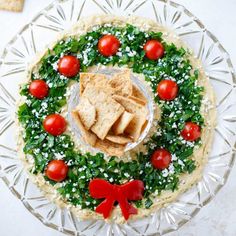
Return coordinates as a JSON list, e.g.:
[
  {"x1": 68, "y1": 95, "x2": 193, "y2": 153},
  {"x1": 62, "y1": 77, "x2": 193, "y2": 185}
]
[{"x1": 0, "y1": 0, "x2": 235, "y2": 235}]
